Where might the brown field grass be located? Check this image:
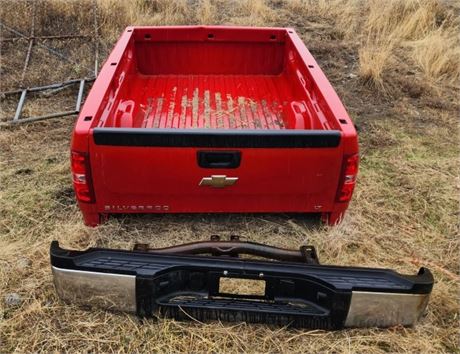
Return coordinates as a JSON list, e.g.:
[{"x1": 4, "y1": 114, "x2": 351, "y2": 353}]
[{"x1": 1, "y1": 0, "x2": 459, "y2": 352}]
